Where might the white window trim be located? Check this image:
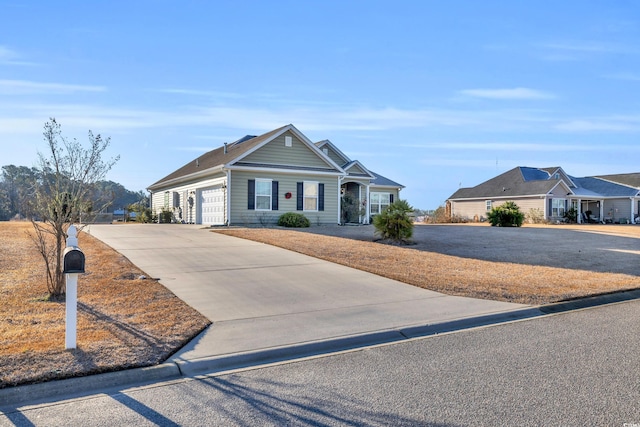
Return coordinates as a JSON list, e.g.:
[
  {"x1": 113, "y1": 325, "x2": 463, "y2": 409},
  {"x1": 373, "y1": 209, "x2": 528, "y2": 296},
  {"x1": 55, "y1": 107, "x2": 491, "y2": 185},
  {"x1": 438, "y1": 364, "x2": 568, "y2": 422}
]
[
  {"x1": 370, "y1": 192, "x2": 391, "y2": 215},
  {"x1": 303, "y1": 181, "x2": 319, "y2": 212},
  {"x1": 255, "y1": 178, "x2": 272, "y2": 211},
  {"x1": 486, "y1": 200, "x2": 492, "y2": 211},
  {"x1": 552, "y1": 198, "x2": 566, "y2": 217}
]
